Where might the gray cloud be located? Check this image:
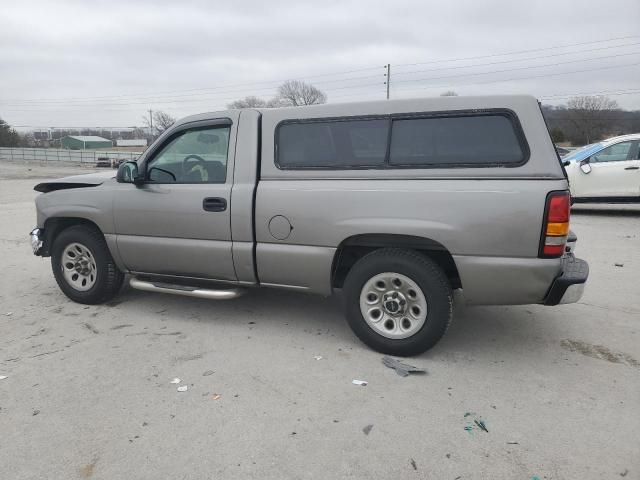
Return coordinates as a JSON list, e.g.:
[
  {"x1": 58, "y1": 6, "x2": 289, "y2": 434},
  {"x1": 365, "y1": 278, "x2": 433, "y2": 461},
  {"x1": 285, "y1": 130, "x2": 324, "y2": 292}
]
[{"x1": 1, "y1": 0, "x2": 639, "y2": 128}]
